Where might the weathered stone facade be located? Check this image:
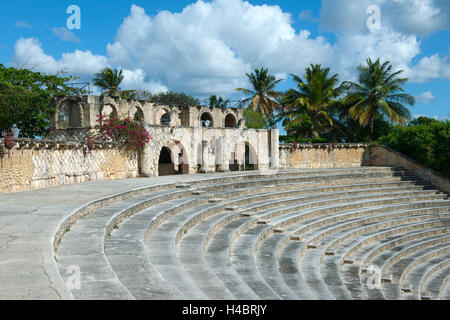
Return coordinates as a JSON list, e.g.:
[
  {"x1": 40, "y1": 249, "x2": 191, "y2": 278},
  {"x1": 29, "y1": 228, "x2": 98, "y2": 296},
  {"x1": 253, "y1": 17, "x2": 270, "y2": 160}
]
[
  {"x1": 49, "y1": 95, "x2": 278, "y2": 176},
  {"x1": 0, "y1": 139, "x2": 138, "y2": 193},
  {"x1": 279, "y1": 143, "x2": 371, "y2": 169}
]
